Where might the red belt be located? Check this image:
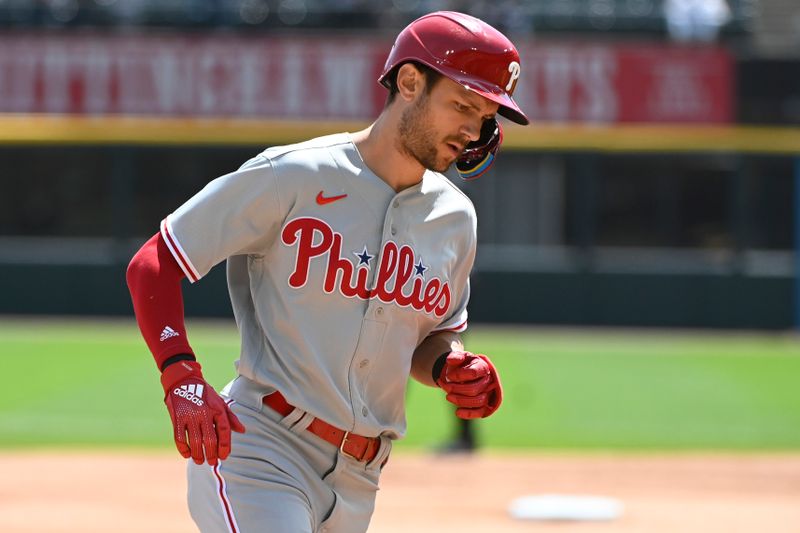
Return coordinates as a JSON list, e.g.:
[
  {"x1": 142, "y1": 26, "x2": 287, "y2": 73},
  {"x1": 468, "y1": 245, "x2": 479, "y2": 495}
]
[{"x1": 263, "y1": 391, "x2": 381, "y2": 464}]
